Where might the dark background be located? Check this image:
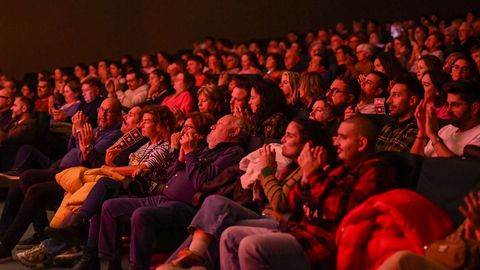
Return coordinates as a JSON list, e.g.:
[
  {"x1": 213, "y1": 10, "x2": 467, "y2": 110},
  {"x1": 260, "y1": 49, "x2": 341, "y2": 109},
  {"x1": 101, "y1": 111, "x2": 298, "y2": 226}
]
[{"x1": 0, "y1": 0, "x2": 479, "y2": 79}]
